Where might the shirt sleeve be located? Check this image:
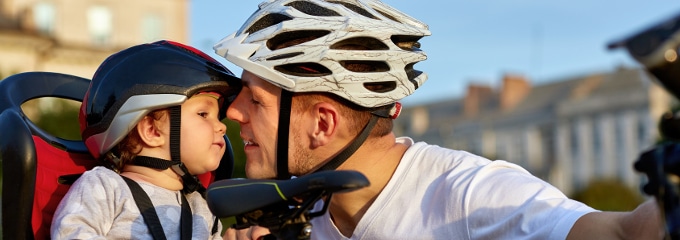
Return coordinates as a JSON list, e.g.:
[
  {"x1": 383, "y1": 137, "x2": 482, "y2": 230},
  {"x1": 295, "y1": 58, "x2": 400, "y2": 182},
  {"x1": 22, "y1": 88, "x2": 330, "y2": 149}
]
[{"x1": 463, "y1": 160, "x2": 596, "y2": 239}]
